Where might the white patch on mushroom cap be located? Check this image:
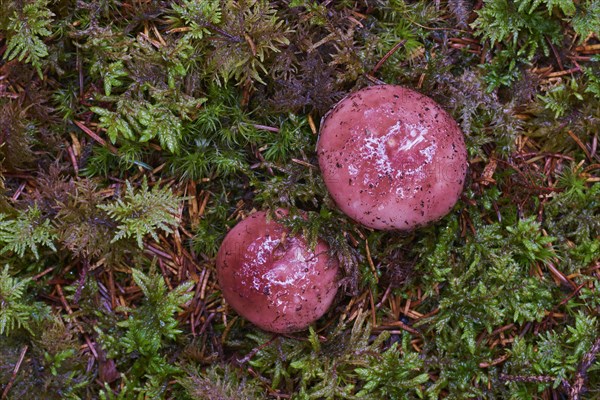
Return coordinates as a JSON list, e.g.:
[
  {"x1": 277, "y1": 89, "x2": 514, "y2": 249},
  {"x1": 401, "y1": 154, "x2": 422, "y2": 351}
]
[
  {"x1": 359, "y1": 121, "x2": 436, "y2": 190},
  {"x1": 248, "y1": 236, "x2": 279, "y2": 265},
  {"x1": 263, "y1": 244, "x2": 316, "y2": 287},
  {"x1": 245, "y1": 236, "x2": 280, "y2": 290},
  {"x1": 348, "y1": 164, "x2": 359, "y2": 176},
  {"x1": 400, "y1": 123, "x2": 428, "y2": 151},
  {"x1": 240, "y1": 234, "x2": 328, "y2": 316}
]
